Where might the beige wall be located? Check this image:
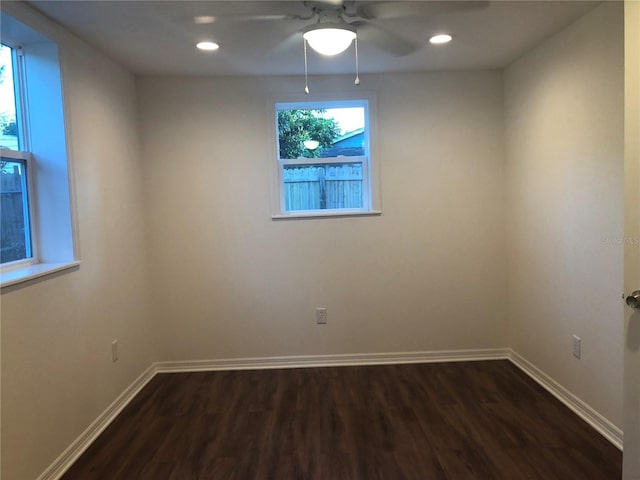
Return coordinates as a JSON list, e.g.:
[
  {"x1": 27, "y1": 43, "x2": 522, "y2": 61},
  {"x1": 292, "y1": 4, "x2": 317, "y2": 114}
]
[
  {"x1": 138, "y1": 72, "x2": 507, "y2": 361},
  {"x1": 0, "y1": 4, "x2": 155, "y2": 480},
  {"x1": 0, "y1": 1, "x2": 628, "y2": 479},
  {"x1": 505, "y1": 2, "x2": 624, "y2": 427}
]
